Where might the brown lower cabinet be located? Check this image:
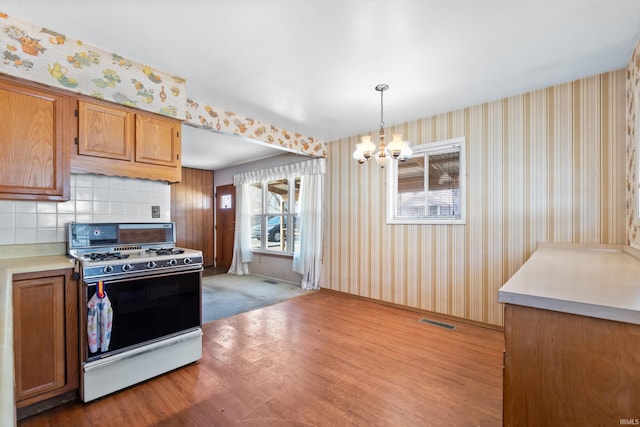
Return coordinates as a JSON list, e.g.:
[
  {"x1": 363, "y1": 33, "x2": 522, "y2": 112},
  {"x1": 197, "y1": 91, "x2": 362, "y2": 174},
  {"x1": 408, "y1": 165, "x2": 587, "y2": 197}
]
[
  {"x1": 13, "y1": 269, "x2": 78, "y2": 412},
  {"x1": 503, "y1": 304, "x2": 640, "y2": 426}
]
